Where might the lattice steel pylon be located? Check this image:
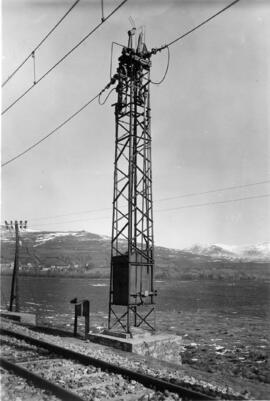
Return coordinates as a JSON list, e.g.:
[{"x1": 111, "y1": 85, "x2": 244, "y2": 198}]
[{"x1": 108, "y1": 29, "x2": 156, "y2": 334}]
